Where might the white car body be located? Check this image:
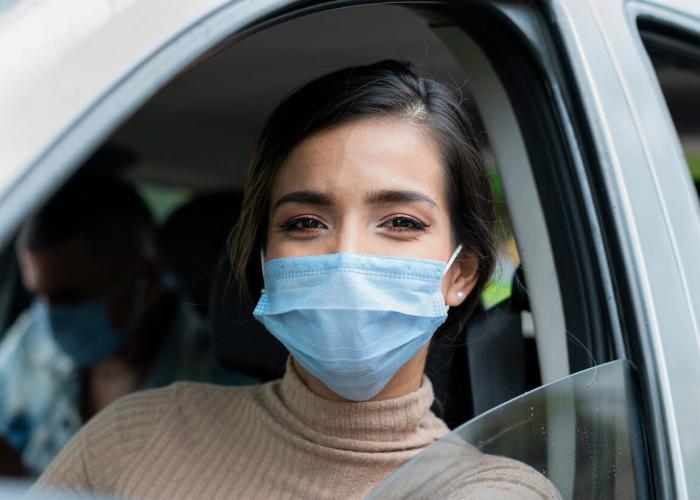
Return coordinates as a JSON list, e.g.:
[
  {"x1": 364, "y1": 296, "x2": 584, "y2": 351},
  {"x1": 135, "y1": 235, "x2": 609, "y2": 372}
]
[{"x1": 1, "y1": 0, "x2": 699, "y2": 497}]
